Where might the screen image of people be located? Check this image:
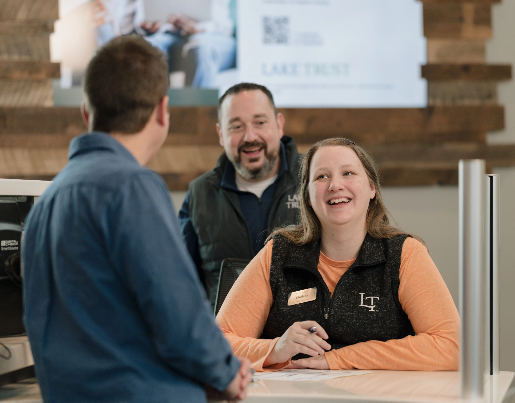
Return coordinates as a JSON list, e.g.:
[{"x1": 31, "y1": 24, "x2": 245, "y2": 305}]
[{"x1": 56, "y1": 0, "x2": 236, "y2": 89}]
